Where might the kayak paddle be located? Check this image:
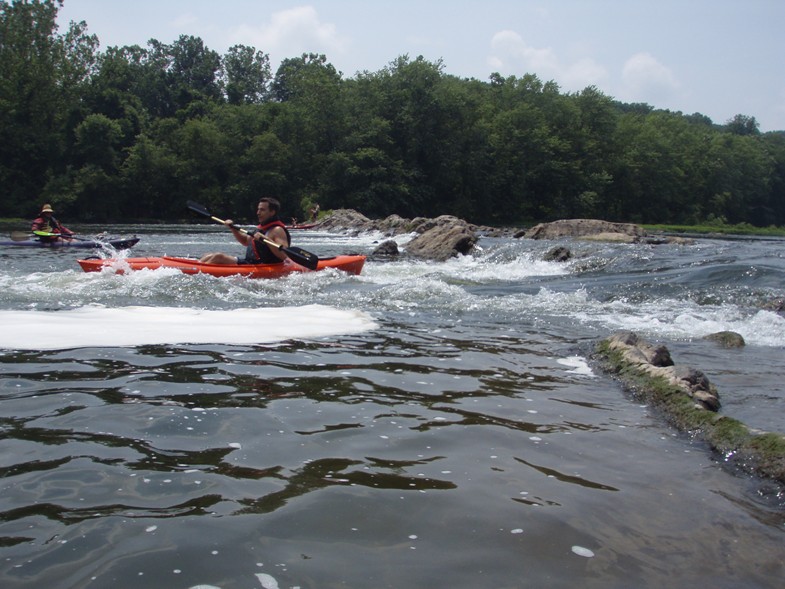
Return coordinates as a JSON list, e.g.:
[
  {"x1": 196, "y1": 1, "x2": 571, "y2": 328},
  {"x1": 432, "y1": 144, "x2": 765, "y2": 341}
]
[
  {"x1": 32, "y1": 230, "x2": 88, "y2": 241},
  {"x1": 186, "y1": 200, "x2": 319, "y2": 270}
]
